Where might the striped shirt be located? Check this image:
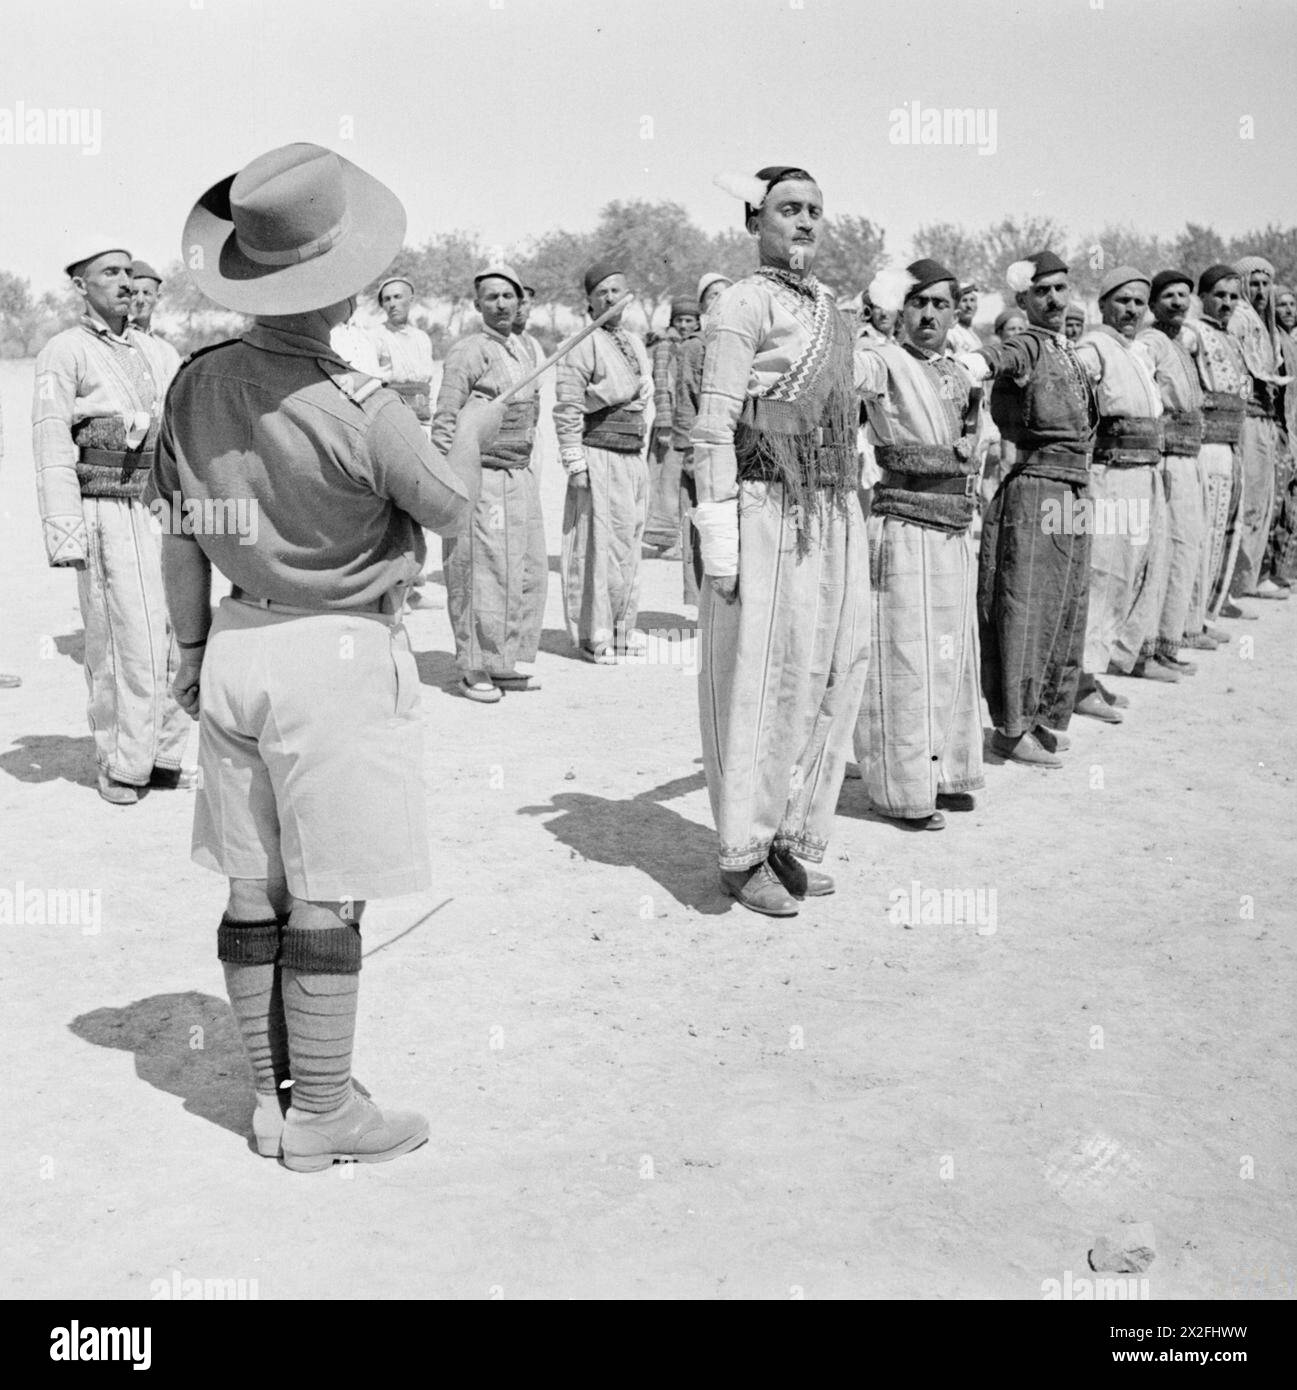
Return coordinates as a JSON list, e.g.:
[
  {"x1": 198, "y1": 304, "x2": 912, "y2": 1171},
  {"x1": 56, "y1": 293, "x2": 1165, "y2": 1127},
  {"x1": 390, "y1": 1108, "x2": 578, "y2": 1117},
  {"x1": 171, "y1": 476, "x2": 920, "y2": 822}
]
[
  {"x1": 370, "y1": 322, "x2": 434, "y2": 385},
  {"x1": 690, "y1": 272, "x2": 827, "y2": 505},
  {"x1": 429, "y1": 326, "x2": 531, "y2": 456}
]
